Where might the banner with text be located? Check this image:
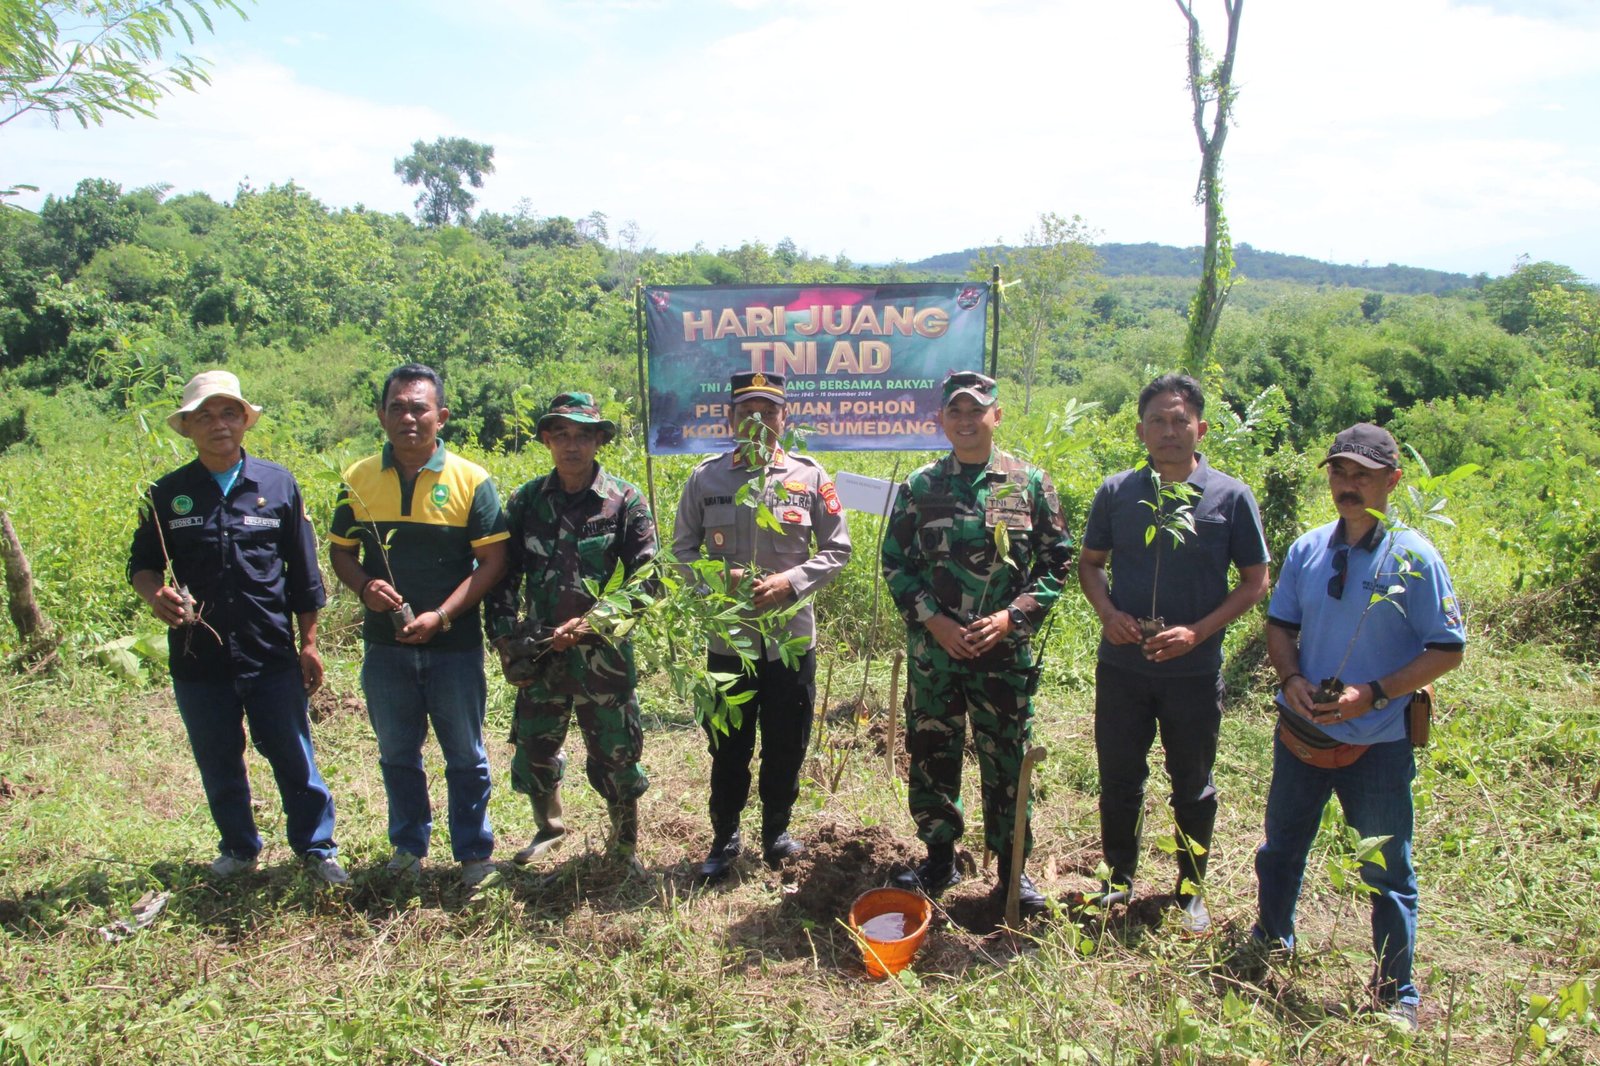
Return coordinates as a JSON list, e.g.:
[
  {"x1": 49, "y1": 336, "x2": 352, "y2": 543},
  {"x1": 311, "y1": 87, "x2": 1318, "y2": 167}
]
[{"x1": 643, "y1": 283, "x2": 990, "y2": 454}]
